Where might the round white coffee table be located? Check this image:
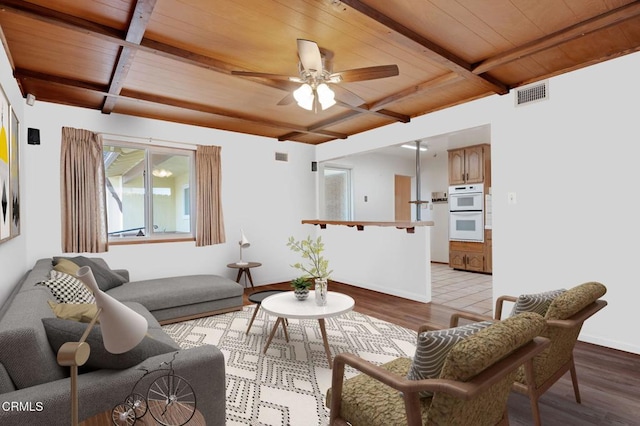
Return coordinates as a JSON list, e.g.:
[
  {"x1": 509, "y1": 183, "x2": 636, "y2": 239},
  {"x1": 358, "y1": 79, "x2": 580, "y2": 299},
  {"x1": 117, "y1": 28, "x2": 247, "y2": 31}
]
[{"x1": 260, "y1": 291, "x2": 355, "y2": 367}]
